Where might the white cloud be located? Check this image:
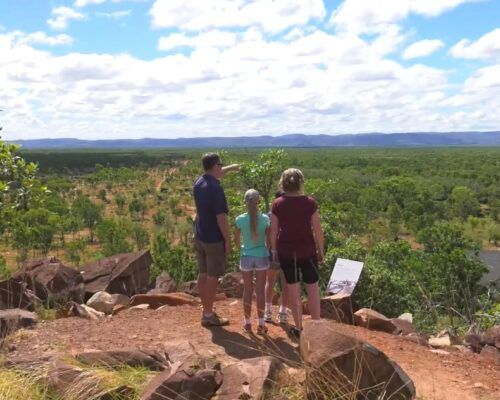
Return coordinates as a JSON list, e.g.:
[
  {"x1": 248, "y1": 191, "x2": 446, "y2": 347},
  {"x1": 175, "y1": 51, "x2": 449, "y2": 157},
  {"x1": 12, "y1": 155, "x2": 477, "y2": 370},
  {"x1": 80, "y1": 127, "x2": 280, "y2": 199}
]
[
  {"x1": 150, "y1": 0, "x2": 326, "y2": 33},
  {"x1": 75, "y1": 0, "x2": 106, "y2": 6},
  {"x1": 158, "y1": 31, "x2": 237, "y2": 52},
  {"x1": 47, "y1": 7, "x2": 86, "y2": 31},
  {"x1": 75, "y1": 0, "x2": 148, "y2": 7},
  {"x1": 8, "y1": 31, "x2": 73, "y2": 46},
  {"x1": 450, "y1": 29, "x2": 500, "y2": 60},
  {"x1": 403, "y1": 39, "x2": 444, "y2": 59},
  {"x1": 95, "y1": 10, "x2": 132, "y2": 19},
  {"x1": 331, "y1": 0, "x2": 478, "y2": 33}
]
